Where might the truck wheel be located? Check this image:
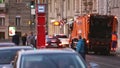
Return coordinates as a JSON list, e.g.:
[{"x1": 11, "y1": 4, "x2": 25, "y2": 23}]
[
  {"x1": 94, "y1": 51, "x2": 98, "y2": 54},
  {"x1": 104, "y1": 50, "x2": 110, "y2": 55}
]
